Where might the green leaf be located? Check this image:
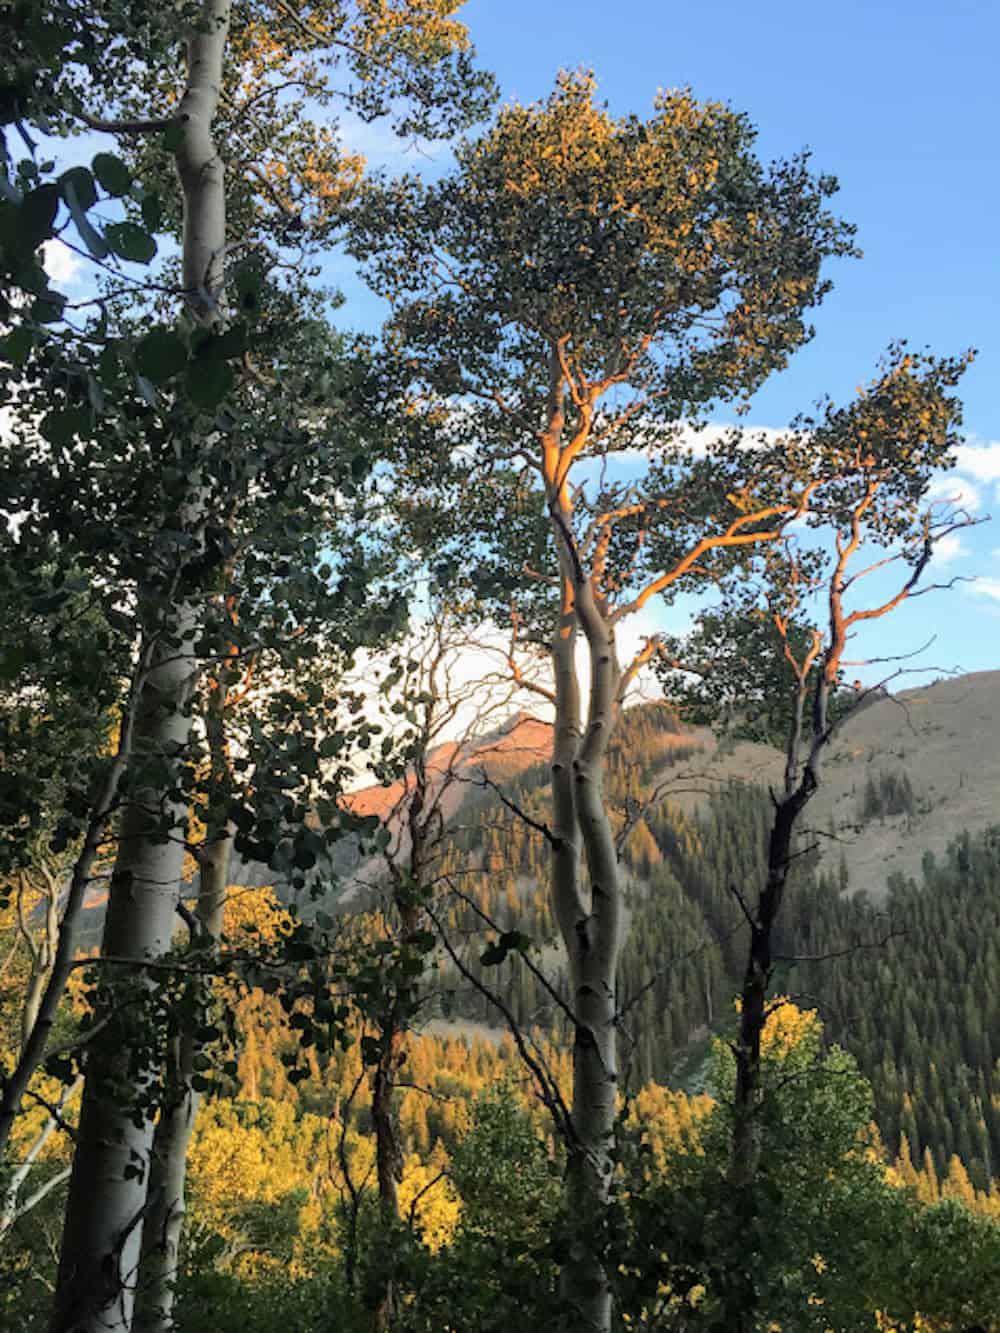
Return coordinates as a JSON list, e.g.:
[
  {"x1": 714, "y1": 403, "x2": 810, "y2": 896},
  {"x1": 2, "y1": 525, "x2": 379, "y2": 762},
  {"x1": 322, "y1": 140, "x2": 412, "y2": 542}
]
[
  {"x1": 191, "y1": 324, "x2": 247, "y2": 361},
  {"x1": 39, "y1": 407, "x2": 88, "y2": 446},
  {"x1": 97, "y1": 345, "x2": 119, "y2": 385},
  {"x1": 105, "y1": 221, "x2": 157, "y2": 264},
  {"x1": 293, "y1": 845, "x2": 317, "y2": 871},
  {"x1": 0, "y1": 325, "x2": 33, "y2": 368},
  {"x1": 58, "y1": 166, "x2": 97, "y2": 211},
  {"x1": 185, "y1": 357, "x2": 234, "y2": 411},
  {"x1": 499, "y1": 930, "x2": 531, "y2": 954},
  {"x1": 161, "y1": 123, "x2": 186, "y2": 153},
  {"x1": 207, "y1": 322, "x2": 249, "y2": 360},
  {"x1": 31, "y1": 290, "x2": 67, "y2": 323},
  {"x1": 19, "y1": 184, "x2": 60, "y2": 249},
  {"x1": 106, "y1": 609, "x2": 135, "y2": 636},
  {"x1": 44, "y1": 1055, "x2": 74, "y2": 1082},
  {"x1": 232, "y1": 260, "x2": 265, "y2": 312},
  {"x1": 141, "y1": 192, "x2": 162, "y2": 231},
  {"x1": 91, "y1": 152, "x2": 131, "y2": 197},
  {"x1": 135, "y1": 327, "x2": 188, "y2": 383}
]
